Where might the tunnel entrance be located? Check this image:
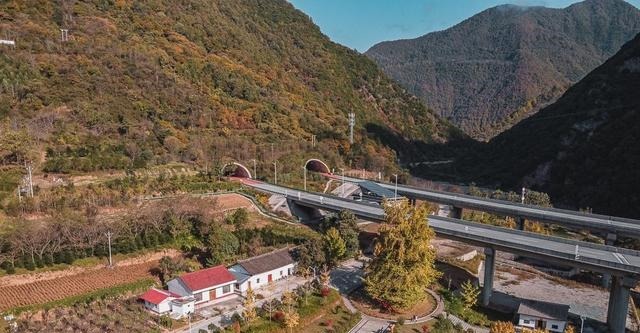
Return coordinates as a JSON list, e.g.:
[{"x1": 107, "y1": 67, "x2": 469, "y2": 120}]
[
  {"x1": 221, "y1": 162, "x2": 252, "y2": 179},
  {"x1": 304, "y1": 159, "x2": 331, "y2": 174}
]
